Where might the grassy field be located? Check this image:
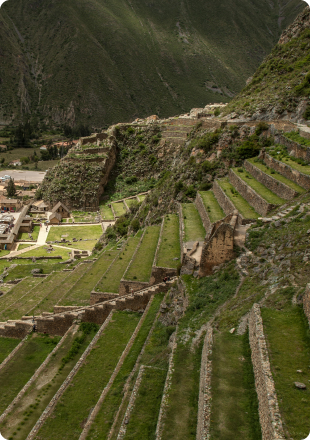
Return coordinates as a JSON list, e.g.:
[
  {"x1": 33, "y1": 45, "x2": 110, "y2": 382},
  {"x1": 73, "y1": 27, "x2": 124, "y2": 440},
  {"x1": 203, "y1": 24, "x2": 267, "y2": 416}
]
[
  {"x1": 0, "y1": 323, "x2": 99, "y2": 440},
  {"x1": 95, "y1": 235, "x2": 141, "y2": 293},
  {"x1": 209, "y1": 331, "x2": 261, "y2": 440},
  {"x1": 112, "y1": 202, "x2": 127, "y2": 217},
  {"x1": 233, "y1": 168, "x2": 286, "y2": 205},
  {"x1": 47, "y1": 225, "x2": 102, "y2": 242},
  {"x1": 0, "y1": 277, "x2": 42, "y2": 318},
  {"x1": 247, "y1": 158, "x2": 306, "y2": 193},
  {"x1": 156, "y1": 214, "x2": 180, "y2": 269},
  {"x1": 281, "y1": 156, "x2": 310, "y2": 175},
  {"x1": 218, "y1": 179, "x2": 259, "y2": 219},
  {"x1": 199, "y1": 190, "x2": 224, "y2": 223},
  {"x1": 72, "y1": 211, "x2": 98, "y2": 222},
  {"x1": 2, "y1": 262, "x2": 65, "y2": 282},
  {"x1": 99, "y1": 203, "x2": 114, "y2": 220},
  {"x1": 125, "y1": 225, "x2": 160, "y2": 282},
  {"x1": 262, "y1": 305, "x2": 310, "y2": 439},
  {"x1": 0, "y1": 333, "x2": 60, "y2": 415},
  {"x1": 17, "y1": 244, "x2": 36, "y2": 251},
  {"x1": 53, "y1": 240, "x2": 98, "y2": 252},
  {"x1": 18, "y1": 245, "x2": 70, "y2": 259},
  {"x1": 36, "y1": 311, "x2": 141, "y2": 440},
  {"x1": 0, "y1": 337, "x2": 21, "y2": 364},
  {"x1": 18, "y1": 225, "x2": 40, "y2": 241},
  {"x1": 182, "y1": 203, "x2": 205, "y2": 242},
  {"x1": 86, "y1": 294, "x2": 165, "y2": 439},
  {"x1": 61, "y1": 250, "x2": 119, "y2": 306},
  {"x1": 125, "y1": 198, "x2": 139, "y2": 208},
  {"x1": 137, "y1": 195, "x2": 146, "y2": 202}
]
